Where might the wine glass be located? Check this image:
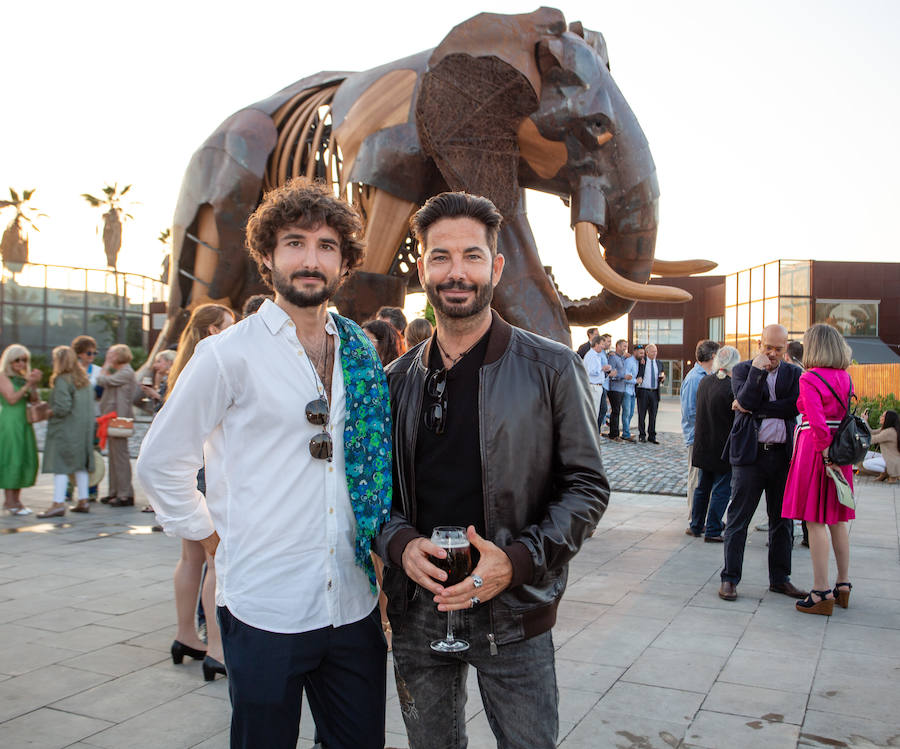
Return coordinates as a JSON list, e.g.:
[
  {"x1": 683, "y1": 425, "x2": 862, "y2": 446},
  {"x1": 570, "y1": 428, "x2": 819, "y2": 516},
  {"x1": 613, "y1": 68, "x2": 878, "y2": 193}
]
[{"x1": 429, "y1": 526, "x2": 473, "y2": 653}]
